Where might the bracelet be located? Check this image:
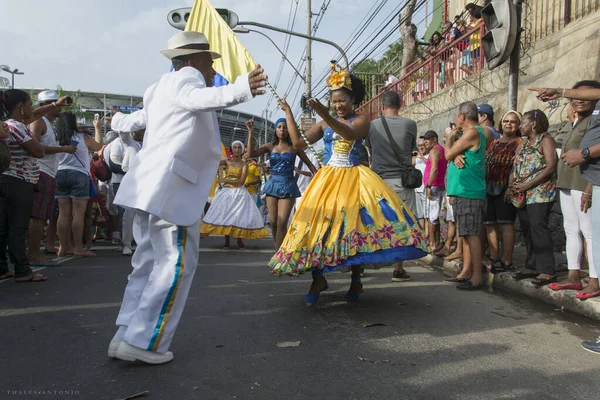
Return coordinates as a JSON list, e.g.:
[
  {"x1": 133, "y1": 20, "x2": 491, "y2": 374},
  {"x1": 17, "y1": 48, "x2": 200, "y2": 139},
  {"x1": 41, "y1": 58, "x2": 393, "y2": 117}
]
[
  {"x1": 561, "y1": 88, "x2": 566, "y2": 98},
  {"x1": 583, "y1": 192, "x2": 592, "y2": 197},
  {"x1": 52, "y1": 102, "x2": 57, "y2": 108}
]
